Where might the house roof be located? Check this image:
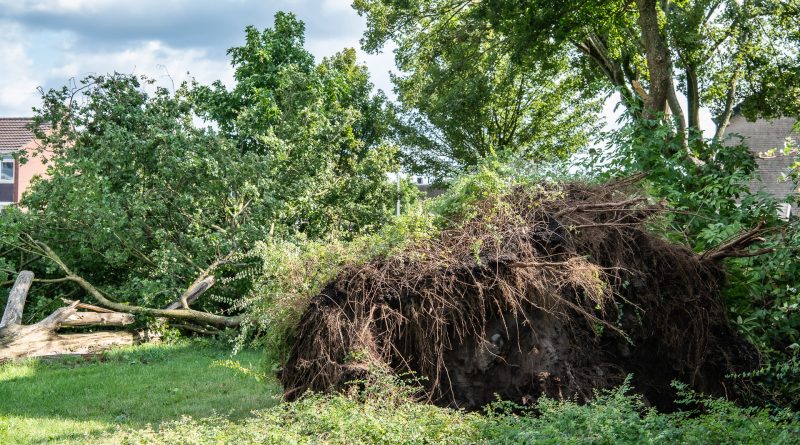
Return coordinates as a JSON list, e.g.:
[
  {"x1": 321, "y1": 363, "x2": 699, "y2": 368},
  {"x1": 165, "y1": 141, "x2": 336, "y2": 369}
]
[{"x1": 0, "y1": 118, "x2": 46, "y2": 152}]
